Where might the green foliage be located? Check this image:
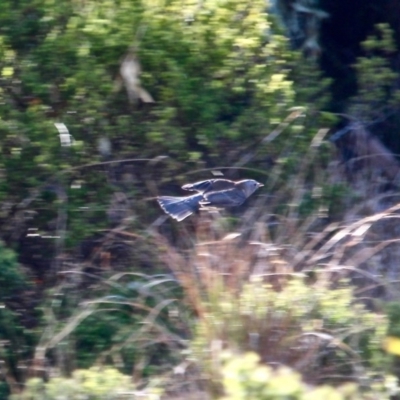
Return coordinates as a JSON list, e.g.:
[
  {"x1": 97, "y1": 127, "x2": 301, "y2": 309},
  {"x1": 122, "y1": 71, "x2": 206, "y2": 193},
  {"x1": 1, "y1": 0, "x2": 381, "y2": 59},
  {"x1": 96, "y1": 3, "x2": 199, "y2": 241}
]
[
  {"x1": 0, "y1": 243, "x2": 36, "y2": 398},
  {"x1": 36, "y1": 272, "x2": 181, "y2": 376},
  {"x1": 192, "y1": 276, "x2": 388, "y2": 386},
  {"x1": 74, "y1": 313, "x2": 124, "y2": 369},
  {"x1": 10, "y1": 366, "x2": 162, "y2": 400},
  {"x1": 386, "y1": 302, "x2": 400, "y2": 338},
  {"x1": 350, "y1": 23, "x2": 400, "y2": 120},
  {"x1": 0, "y1": 241, "x2": 26, "y2": 298},
  {"x1": 0, "y1": 0, "x2": 330, "y2": 249},
  {"x1": 219, "y1": 351, "x2": 398, "y2": 400},
  {"x1": 139, "y1": 0, "x2": 296, "y2": 153}
]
